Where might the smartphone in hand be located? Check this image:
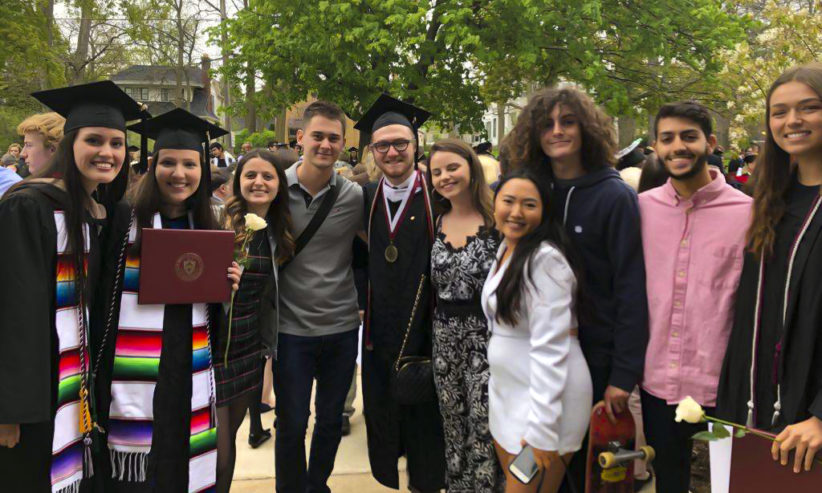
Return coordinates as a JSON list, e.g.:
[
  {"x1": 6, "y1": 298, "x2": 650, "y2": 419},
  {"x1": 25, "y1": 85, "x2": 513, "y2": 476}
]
[{"x1": 509, "y1": 445, "x2": 539, "y2": 484}]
